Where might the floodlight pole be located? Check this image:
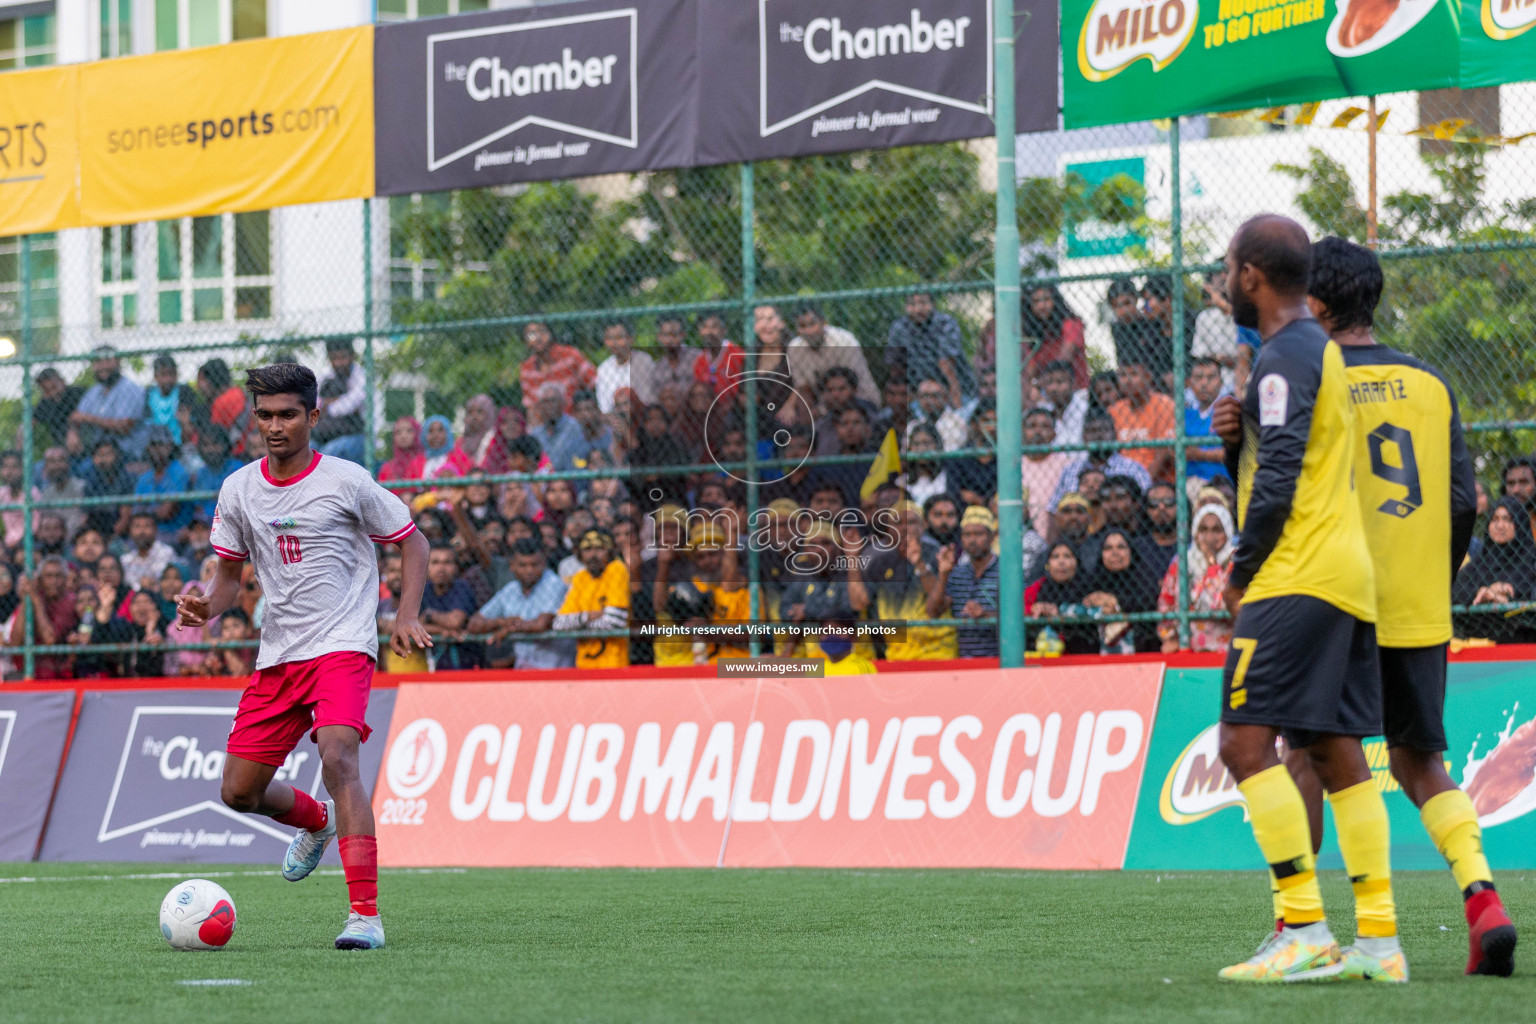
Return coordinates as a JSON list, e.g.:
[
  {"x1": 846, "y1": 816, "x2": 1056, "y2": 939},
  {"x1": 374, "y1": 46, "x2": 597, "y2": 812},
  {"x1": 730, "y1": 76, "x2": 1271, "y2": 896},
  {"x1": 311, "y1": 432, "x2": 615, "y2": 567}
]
[{"x1": 994, "y1": 0, "x2": 1025, "y2": 668}]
